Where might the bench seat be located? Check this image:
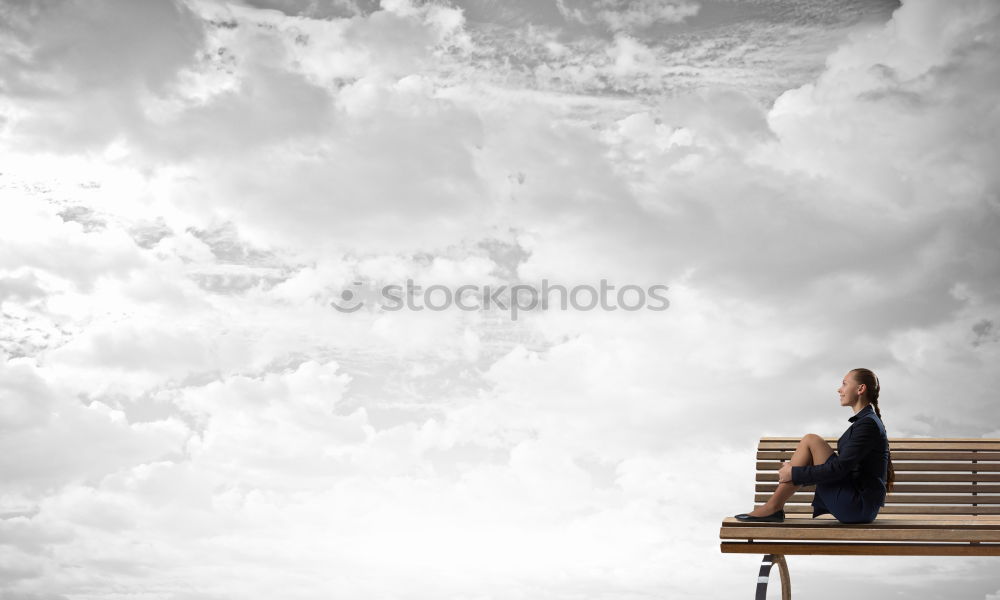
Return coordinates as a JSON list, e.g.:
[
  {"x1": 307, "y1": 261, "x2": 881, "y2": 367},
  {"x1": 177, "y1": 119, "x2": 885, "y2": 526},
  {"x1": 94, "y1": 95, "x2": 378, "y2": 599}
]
[{"x1": 721, "y1": 516, "x2": 1000, "y2": 554}]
